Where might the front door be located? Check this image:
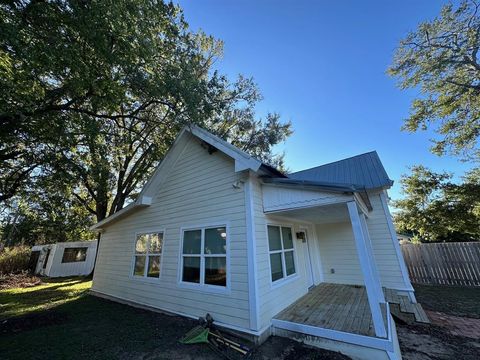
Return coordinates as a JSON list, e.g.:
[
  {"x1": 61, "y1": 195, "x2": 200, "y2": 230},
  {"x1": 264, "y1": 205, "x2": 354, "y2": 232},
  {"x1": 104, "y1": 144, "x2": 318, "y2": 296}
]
[{"x1": 299, "y1": 228, "x2": 314, "y2": 288}]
